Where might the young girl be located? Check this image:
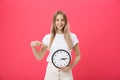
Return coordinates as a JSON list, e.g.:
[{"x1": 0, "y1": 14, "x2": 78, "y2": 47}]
[{"x1": 30, "y1": 11, "x2": 80, "y2": 80}]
